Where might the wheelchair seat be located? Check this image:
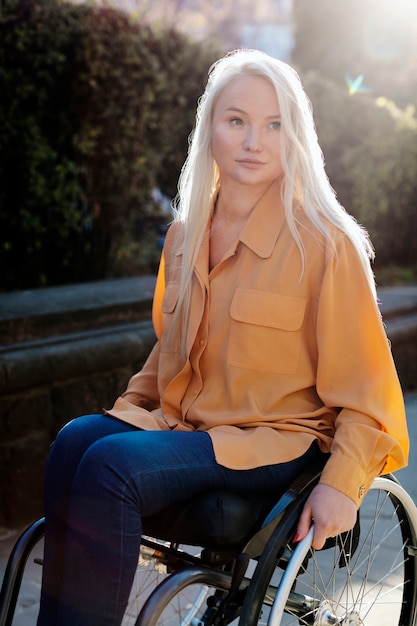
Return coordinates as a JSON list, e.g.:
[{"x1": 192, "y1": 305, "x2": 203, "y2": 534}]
[
  {"x1": 142, "y1": 489, "x2": 277, "y2": 548},
  {"x1": 142, "y1": 454, "x2": 328, "y2": 552}
]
